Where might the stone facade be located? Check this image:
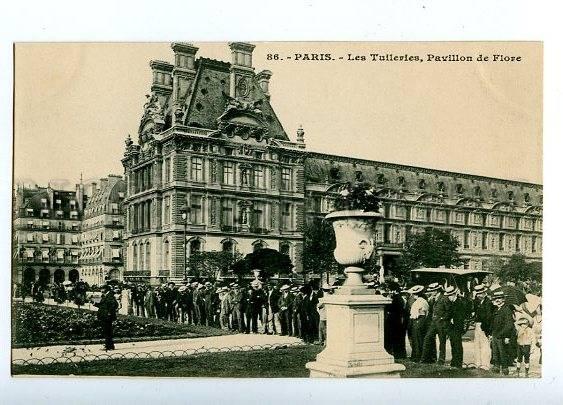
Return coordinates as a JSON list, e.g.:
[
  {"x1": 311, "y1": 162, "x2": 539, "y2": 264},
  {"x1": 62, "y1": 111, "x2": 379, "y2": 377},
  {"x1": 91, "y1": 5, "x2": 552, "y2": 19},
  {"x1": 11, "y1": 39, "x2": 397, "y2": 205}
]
[
  {"x1": 121, "y1": 42, "x2": 542, "y2": 284},
  {"x1": 79, "y1": 175, "x2": 126, "y2": 285},
  {"x1": 305, "y1": 154, "x2": 543, "y2": 275},
  {"x1": 13, "y1": 184, "x2": 86, "y2": 287},
  {"x1": 122, "y1": 43, "x2": 305, "y2": 284}
]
